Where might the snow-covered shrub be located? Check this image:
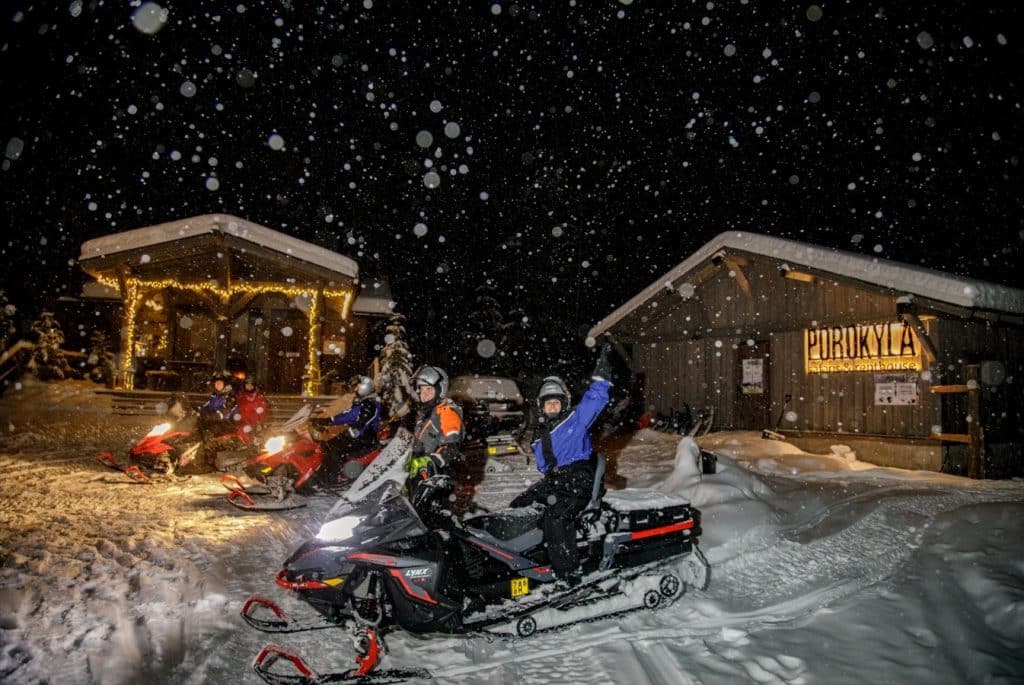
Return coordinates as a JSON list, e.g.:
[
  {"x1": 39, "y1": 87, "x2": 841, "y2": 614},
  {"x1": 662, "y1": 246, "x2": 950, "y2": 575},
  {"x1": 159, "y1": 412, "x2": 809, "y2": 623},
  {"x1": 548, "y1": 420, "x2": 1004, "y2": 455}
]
[{"x1": 29, "y1": 310, "x2": 74, "y2": 381}]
